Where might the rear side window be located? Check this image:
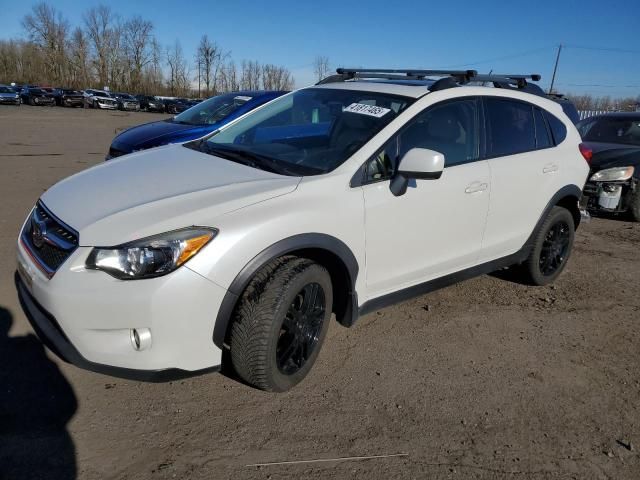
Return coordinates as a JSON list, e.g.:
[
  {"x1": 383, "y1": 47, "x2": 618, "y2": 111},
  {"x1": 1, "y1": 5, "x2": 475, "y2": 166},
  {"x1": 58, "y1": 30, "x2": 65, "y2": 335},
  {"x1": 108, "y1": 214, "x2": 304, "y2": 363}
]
[
  {"x1": 484, "y1": 98, "x2": 536, "y2": 157},
  {"x1": 534, "y1": 108, "x2": 553, "y2": 148},
  {"x1": 544, "y1": 111, "x2": 567, "y2": 145}
]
